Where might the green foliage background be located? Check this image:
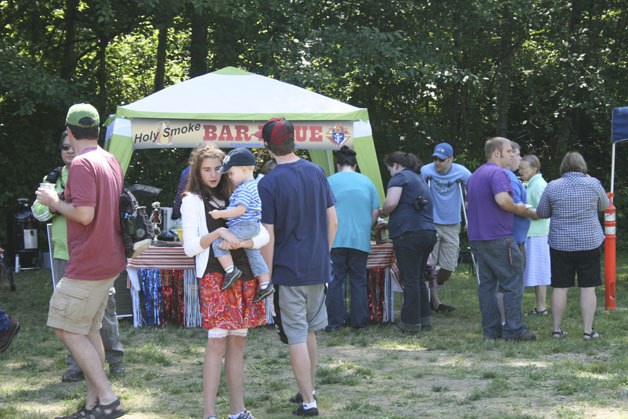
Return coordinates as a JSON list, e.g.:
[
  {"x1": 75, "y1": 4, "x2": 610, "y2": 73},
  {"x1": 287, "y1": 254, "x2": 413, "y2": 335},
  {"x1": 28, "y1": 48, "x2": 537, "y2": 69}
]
[{"x1": 1, "y1": 0, "x2": 627, "y2": 246}]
